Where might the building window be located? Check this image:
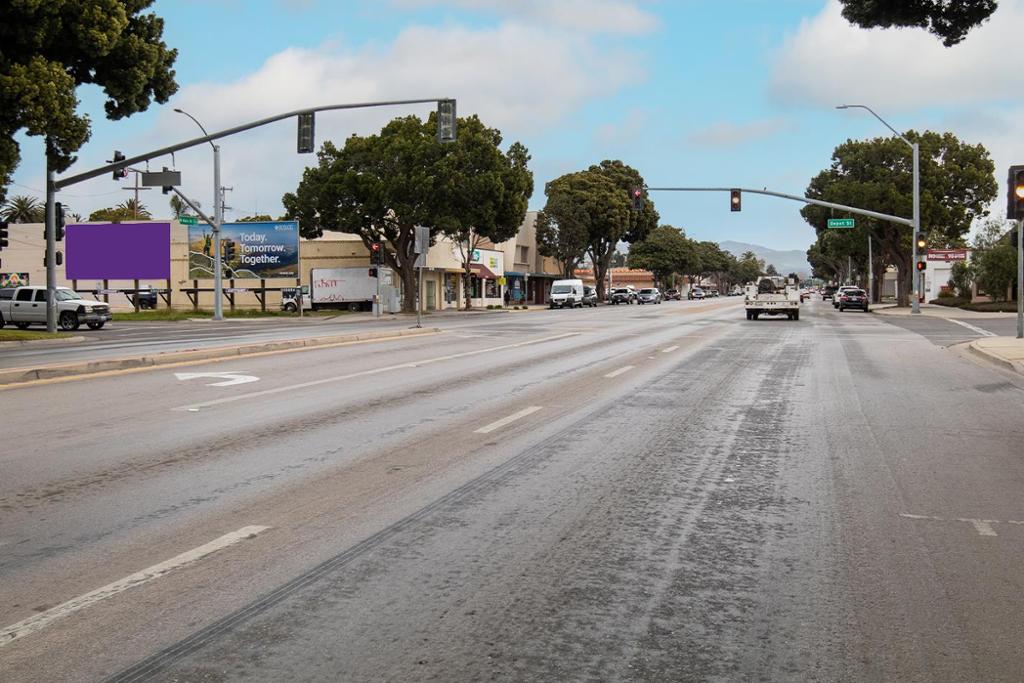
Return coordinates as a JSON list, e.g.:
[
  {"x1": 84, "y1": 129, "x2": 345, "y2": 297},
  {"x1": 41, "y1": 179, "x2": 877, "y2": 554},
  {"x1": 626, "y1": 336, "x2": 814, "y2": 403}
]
[
  {"x1": 516, "y1": 245, "x2": 529, "y2": 264},
  {"x1": 485, "y1": 278, "x2": 498, "y2": 298}
]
